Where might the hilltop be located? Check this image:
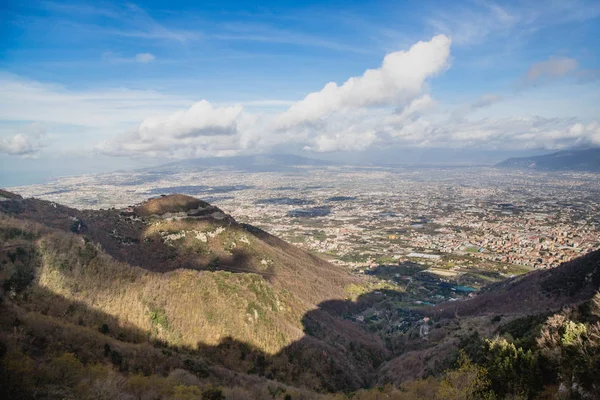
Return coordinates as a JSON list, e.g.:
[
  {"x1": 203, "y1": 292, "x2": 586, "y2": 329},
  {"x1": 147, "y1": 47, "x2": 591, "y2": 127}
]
[
  {"x1": 0, "y1": 192, "x2": 392, "y2": 395},
  {"x1": 496, "y1": 148, "x2": 600, "y2": 172},
  {"x1": 1, "y1": 191, "x2": 600, "y2": 399}
]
